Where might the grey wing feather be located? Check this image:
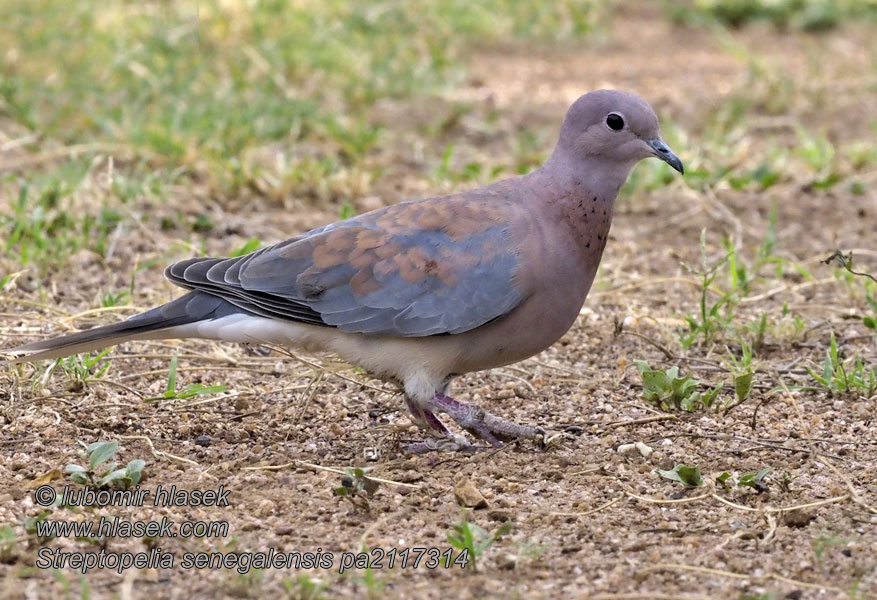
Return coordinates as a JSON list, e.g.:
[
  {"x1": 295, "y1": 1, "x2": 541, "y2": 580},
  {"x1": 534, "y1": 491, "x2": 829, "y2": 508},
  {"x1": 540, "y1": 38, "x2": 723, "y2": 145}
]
[{"x1": 164, "y1": 202, "x2": 524, "y2": 337}]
